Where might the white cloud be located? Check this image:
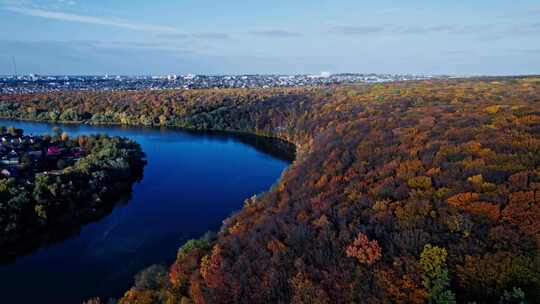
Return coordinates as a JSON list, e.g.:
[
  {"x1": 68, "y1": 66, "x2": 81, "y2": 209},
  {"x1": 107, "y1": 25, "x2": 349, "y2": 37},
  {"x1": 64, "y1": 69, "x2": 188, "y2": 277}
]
[
  {"x1": 5, "y1": 6, "x2": 186, "y2": 34},
  {"x1": 248, "y1": 30, "x2": 302, "y2": 38},
  {"x1": 56, "y1": 0, "x2": 76, "y2": 5},
  {"x1": 90, "y1": 40, "x2": 192, "y2": 53}
]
